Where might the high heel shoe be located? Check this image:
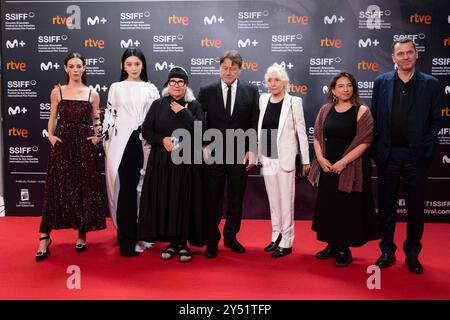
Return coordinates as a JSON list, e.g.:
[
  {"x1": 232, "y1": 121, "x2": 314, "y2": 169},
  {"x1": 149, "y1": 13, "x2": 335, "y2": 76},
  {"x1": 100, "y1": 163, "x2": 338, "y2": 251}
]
[{"x1": 35, "y1": 235, "x2": 52, "y2": 262}]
